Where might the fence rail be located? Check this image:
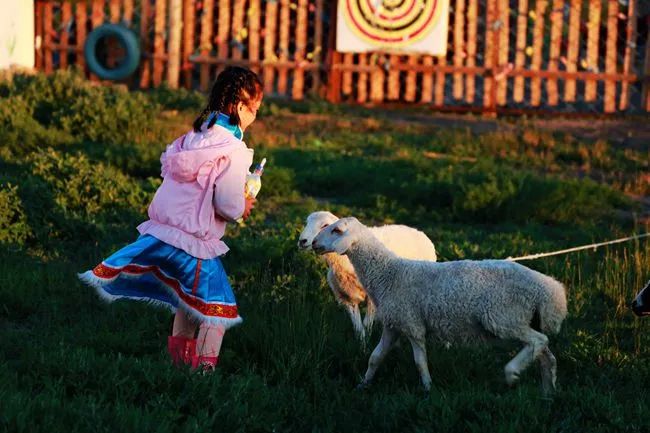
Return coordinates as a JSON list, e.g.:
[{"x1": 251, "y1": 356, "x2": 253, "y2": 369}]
[{"x1": 34, "y1": 0, "x2": 650, "y2": 115}]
